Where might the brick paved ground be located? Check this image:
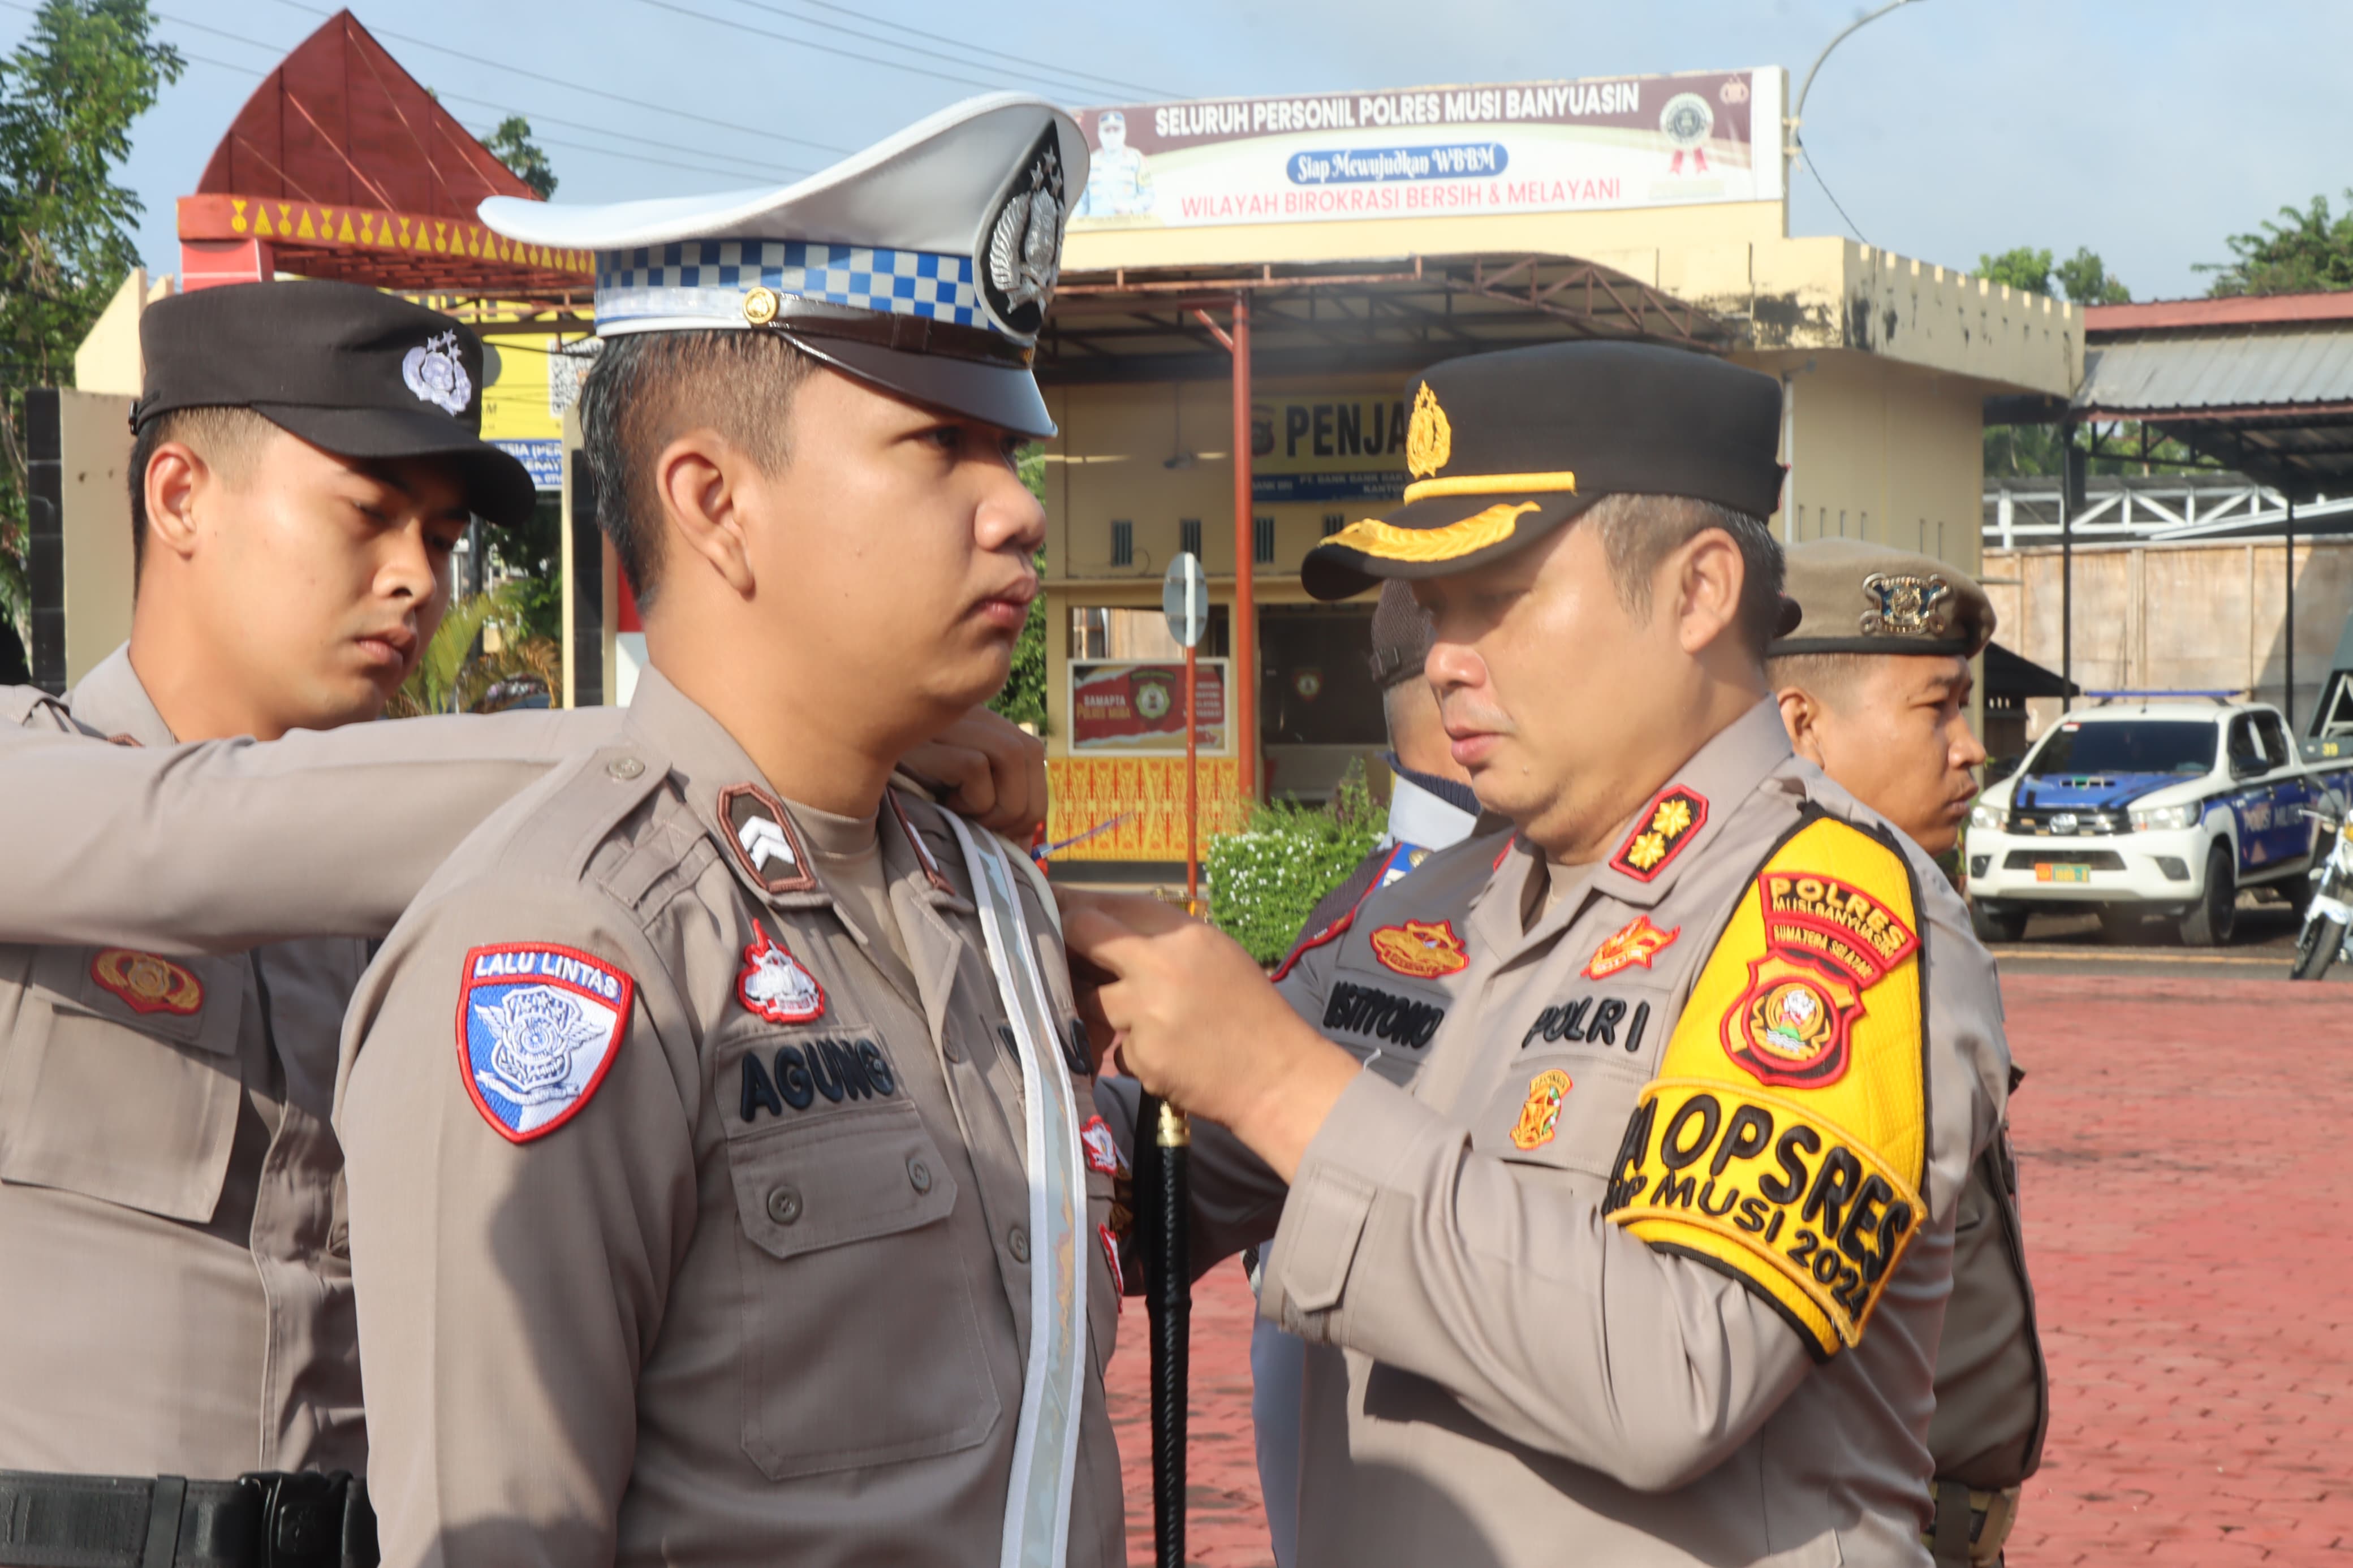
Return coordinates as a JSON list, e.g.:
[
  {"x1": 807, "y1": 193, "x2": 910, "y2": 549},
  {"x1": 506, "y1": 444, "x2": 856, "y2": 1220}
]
[{"x1": 1104, "y1": 972, "x2": 2353, "y2": 1565}]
